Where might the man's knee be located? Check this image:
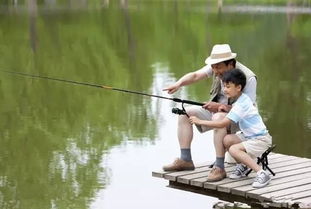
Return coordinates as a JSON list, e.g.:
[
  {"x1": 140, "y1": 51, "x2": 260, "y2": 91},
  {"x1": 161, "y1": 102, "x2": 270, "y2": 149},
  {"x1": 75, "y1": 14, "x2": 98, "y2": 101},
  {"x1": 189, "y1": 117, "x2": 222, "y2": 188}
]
[
  {"x1": 212, "y1": 112, "x2": 226, "y2": 121},
  {"x1": 184, "y1": 107, "x2": 201, "y2": 117}
]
